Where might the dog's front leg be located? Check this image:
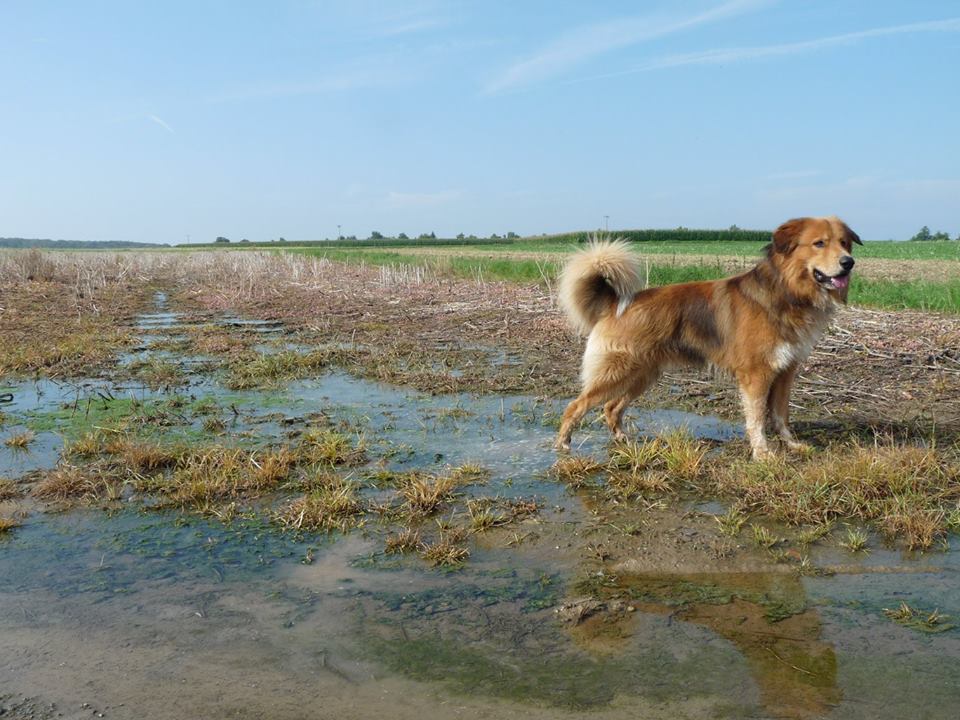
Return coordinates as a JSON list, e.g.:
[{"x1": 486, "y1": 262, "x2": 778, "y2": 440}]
[
  {"x1": 768, "y1": 366, "x2": 810, "y2": 452},
  {"x1": 738, "y1": 373, "x2": 776, "y2": 460}
]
